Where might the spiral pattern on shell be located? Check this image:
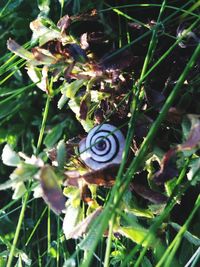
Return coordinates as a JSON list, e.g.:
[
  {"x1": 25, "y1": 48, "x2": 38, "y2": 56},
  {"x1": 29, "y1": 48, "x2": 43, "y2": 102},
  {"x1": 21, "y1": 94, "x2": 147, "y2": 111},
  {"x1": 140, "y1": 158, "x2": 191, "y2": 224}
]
[{"x1": 79, "y1": 124, "x2": 125, "y2": 170}]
